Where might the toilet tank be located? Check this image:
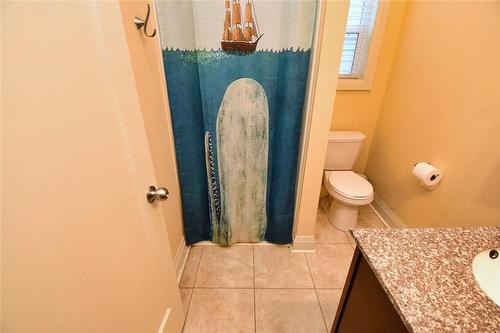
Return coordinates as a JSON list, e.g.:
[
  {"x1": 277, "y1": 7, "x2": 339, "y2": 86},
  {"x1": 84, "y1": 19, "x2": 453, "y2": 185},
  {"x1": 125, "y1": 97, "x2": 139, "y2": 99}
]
[{"x1": 324, "y1": 131, "x2": 366, "y2": 170}]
